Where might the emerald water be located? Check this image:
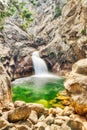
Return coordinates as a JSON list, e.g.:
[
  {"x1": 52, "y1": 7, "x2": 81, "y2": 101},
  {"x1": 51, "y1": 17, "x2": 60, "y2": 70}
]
[
  {"x1": 12, "y1": 75, "x2": 64, "y2": 108},
  {"x1": 12, "y1": 51, "x2": 65, "y2": 108}
]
